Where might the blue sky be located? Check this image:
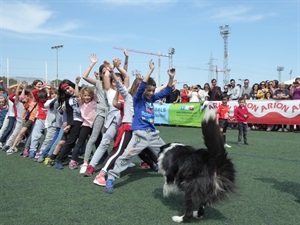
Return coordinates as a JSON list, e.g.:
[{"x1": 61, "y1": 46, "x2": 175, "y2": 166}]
[{"x1": 0, "y1": 0, "x2": 299, "y2": 88}]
